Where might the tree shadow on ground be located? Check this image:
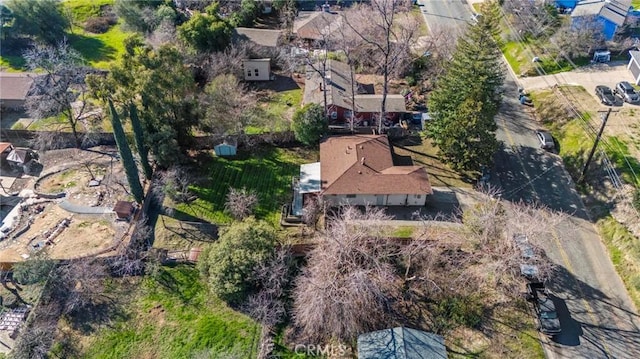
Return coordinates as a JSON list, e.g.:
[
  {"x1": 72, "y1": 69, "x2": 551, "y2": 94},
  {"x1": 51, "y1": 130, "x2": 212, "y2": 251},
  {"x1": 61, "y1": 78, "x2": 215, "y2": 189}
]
[
  {"x1": 548, "y1": 264, "x2": 640, "y2": 356},
  {"x1": 68, "y1": 33, "x2": 117, "y2": 64},
  {"x1": 67, "y1": 299, "x2": 129, "y2": 335}
]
